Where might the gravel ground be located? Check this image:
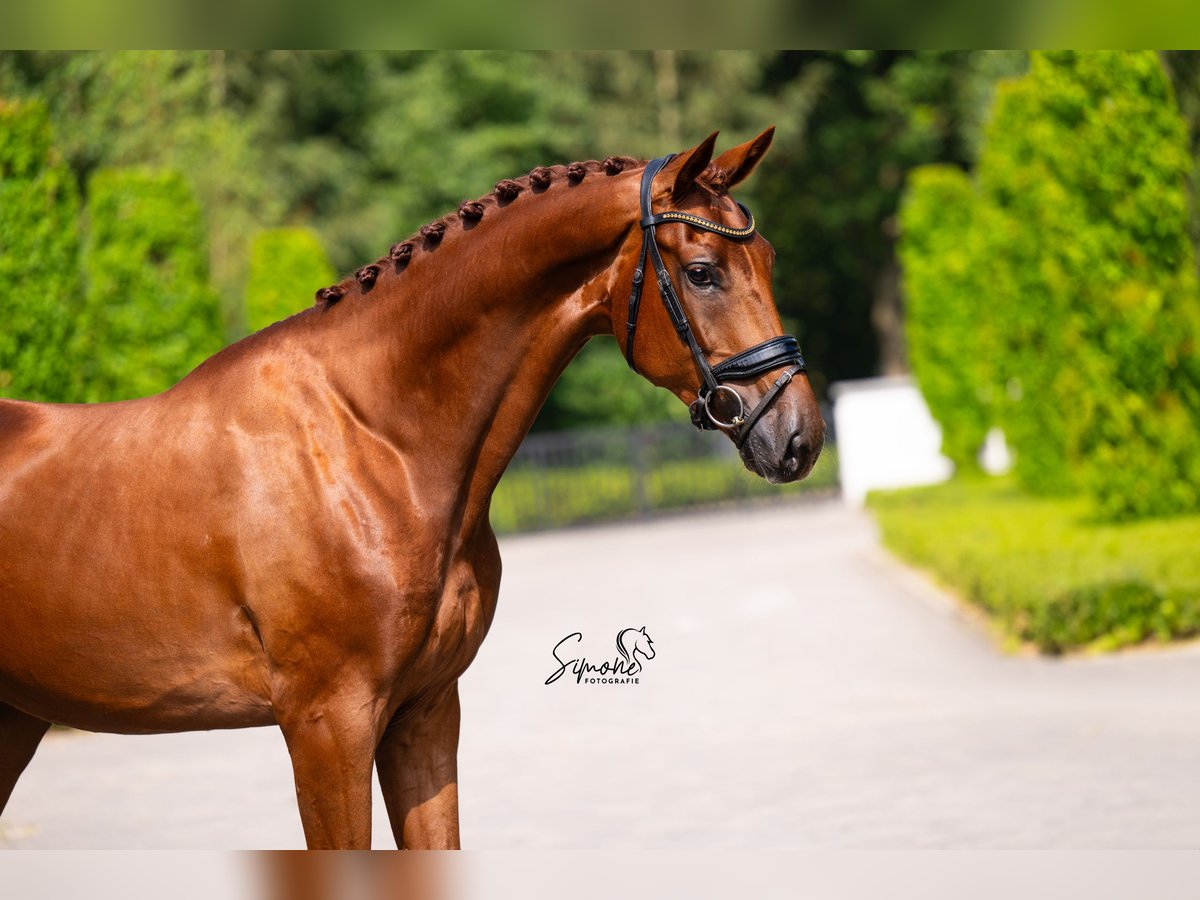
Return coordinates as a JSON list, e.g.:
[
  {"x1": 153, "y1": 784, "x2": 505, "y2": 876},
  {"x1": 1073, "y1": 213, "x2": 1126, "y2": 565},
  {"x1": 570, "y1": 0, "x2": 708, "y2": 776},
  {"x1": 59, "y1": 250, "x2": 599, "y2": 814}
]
[{"x1": 3, "y1": 499, "x2": 1199, "y2": 849}]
